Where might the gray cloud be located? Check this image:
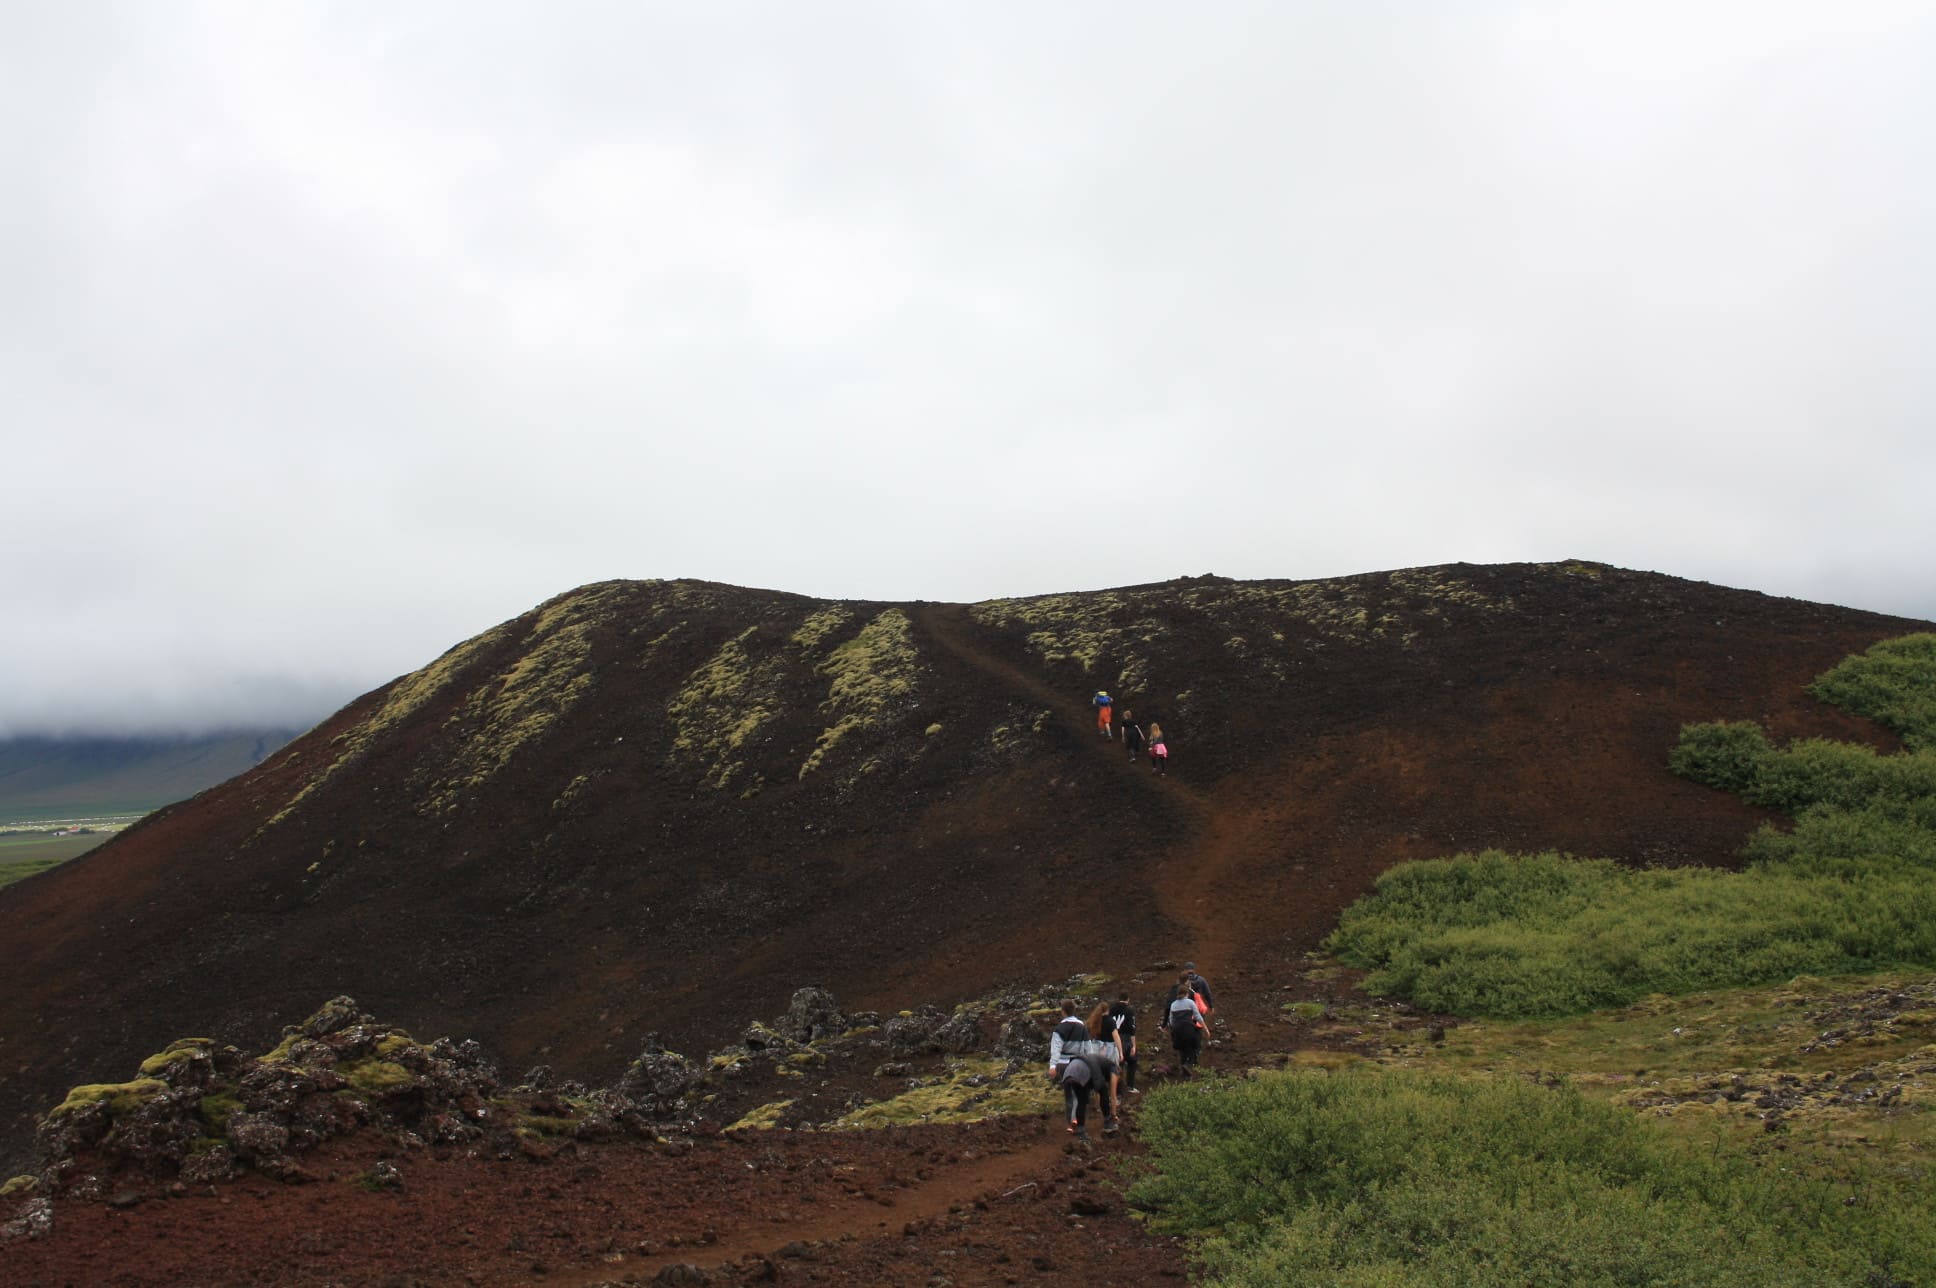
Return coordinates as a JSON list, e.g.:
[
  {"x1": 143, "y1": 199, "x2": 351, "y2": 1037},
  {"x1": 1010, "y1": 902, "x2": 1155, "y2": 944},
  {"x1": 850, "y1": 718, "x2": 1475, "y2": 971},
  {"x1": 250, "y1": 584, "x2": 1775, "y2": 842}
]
[{"x1": 4, "y1": 2, "x2": 1933, "y2": 735}]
